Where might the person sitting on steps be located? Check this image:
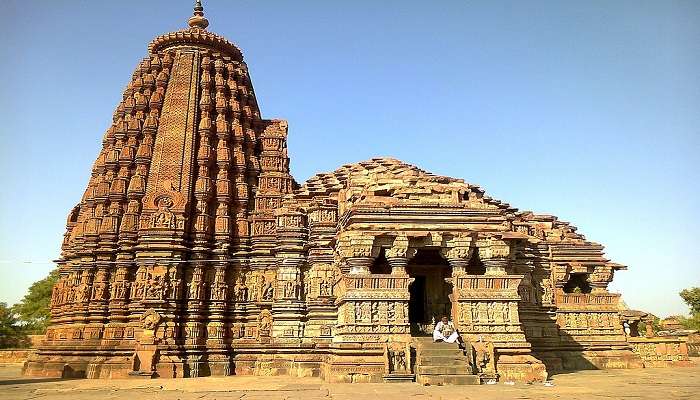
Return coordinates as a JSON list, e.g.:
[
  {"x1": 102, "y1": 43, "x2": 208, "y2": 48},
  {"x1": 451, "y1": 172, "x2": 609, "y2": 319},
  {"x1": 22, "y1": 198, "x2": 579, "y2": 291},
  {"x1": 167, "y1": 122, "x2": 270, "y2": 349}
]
[{"x1": 432, "y1": 315, "x2": 461, "y2": 344}]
